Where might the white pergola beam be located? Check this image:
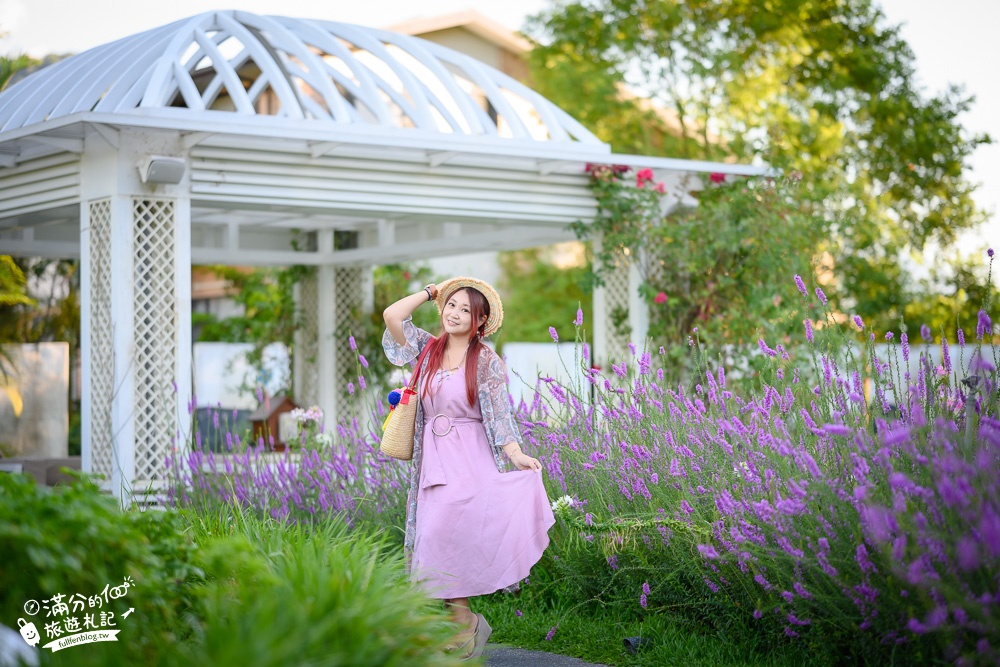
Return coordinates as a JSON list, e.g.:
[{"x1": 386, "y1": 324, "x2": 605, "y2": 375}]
[
  {"x1": 308, "y1": 141, "x2": 342, "y2": 158},
  {"x1": 0, "y1": 239, "x2": 81, "y2": 258},
  {"x1": 31, "y1": 136, "x2": 84, "y2": 153},
  {"x1": 88, "y1": 123, "x2": 120, "y2": 149}
]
